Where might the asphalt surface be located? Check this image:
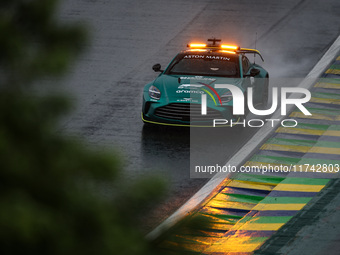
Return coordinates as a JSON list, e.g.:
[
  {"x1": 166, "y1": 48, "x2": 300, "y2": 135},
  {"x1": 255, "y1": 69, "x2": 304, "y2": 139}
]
[{"x1": 57, "y1": 0, "x2": 340, "y2": 232}]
